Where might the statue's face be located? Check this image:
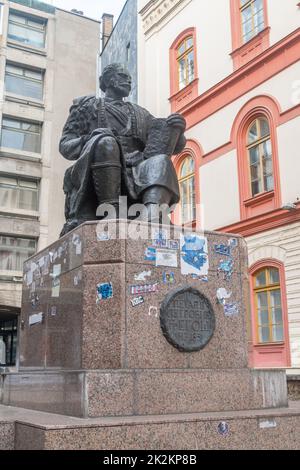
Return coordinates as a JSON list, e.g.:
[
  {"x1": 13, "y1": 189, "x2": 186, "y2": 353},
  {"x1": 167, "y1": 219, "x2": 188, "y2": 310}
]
[{"x1": 109, "y1": 68, "x2": 132, "y2": 98}]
